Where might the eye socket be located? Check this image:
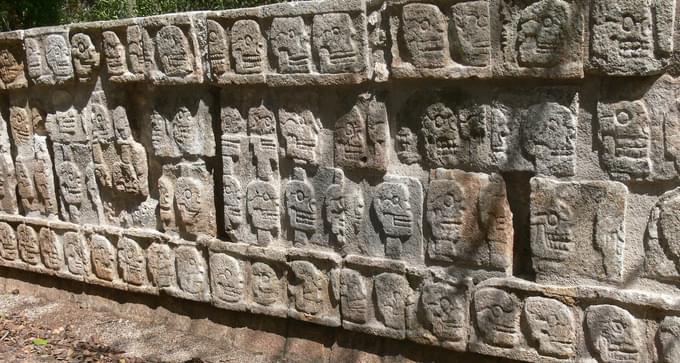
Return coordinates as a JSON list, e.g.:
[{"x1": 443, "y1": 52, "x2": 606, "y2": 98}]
[
  {"x1": 548, "y1": 213, "x2": 558, "y2": 226},
  {"x1": 543, "y1": 17, "x2": 553, "y2": 27},
  {"x1": 391, "y1": 196, "x2": 400, "y2": 204},
  {"x1": 296, "y1": 191, "x2": 304, "y2": 201},
  {"x1": 622, "y1": 16, "x2": 635, "y2": 32},
  {"x1": 615, "y1": 110, "x2": 631, "y2": 126},
  {"x1": 420, "y1": 20, "x2": 430, "y2": 31}
]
